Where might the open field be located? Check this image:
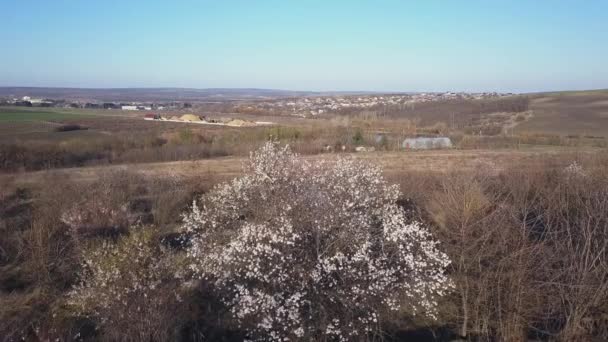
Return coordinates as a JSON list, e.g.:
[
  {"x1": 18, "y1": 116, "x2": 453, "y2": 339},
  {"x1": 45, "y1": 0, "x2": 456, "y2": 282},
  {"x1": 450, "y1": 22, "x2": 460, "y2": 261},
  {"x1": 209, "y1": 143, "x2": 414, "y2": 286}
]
[
  {"x1": 0, "y1": 107, "x2": 116, "y2": 137},
  {"x1": 0, "y1": 107, "x2": 110, "y2": 122},
  {"x1": 3, "y1": 146, "x2": 601, "y2": 186},
  {"x1": 516, "y1": 90, "x2": 608, "y2": 137},
  {"x1": 0, "y1": 110, "x2": 90, "y2": 122}
]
